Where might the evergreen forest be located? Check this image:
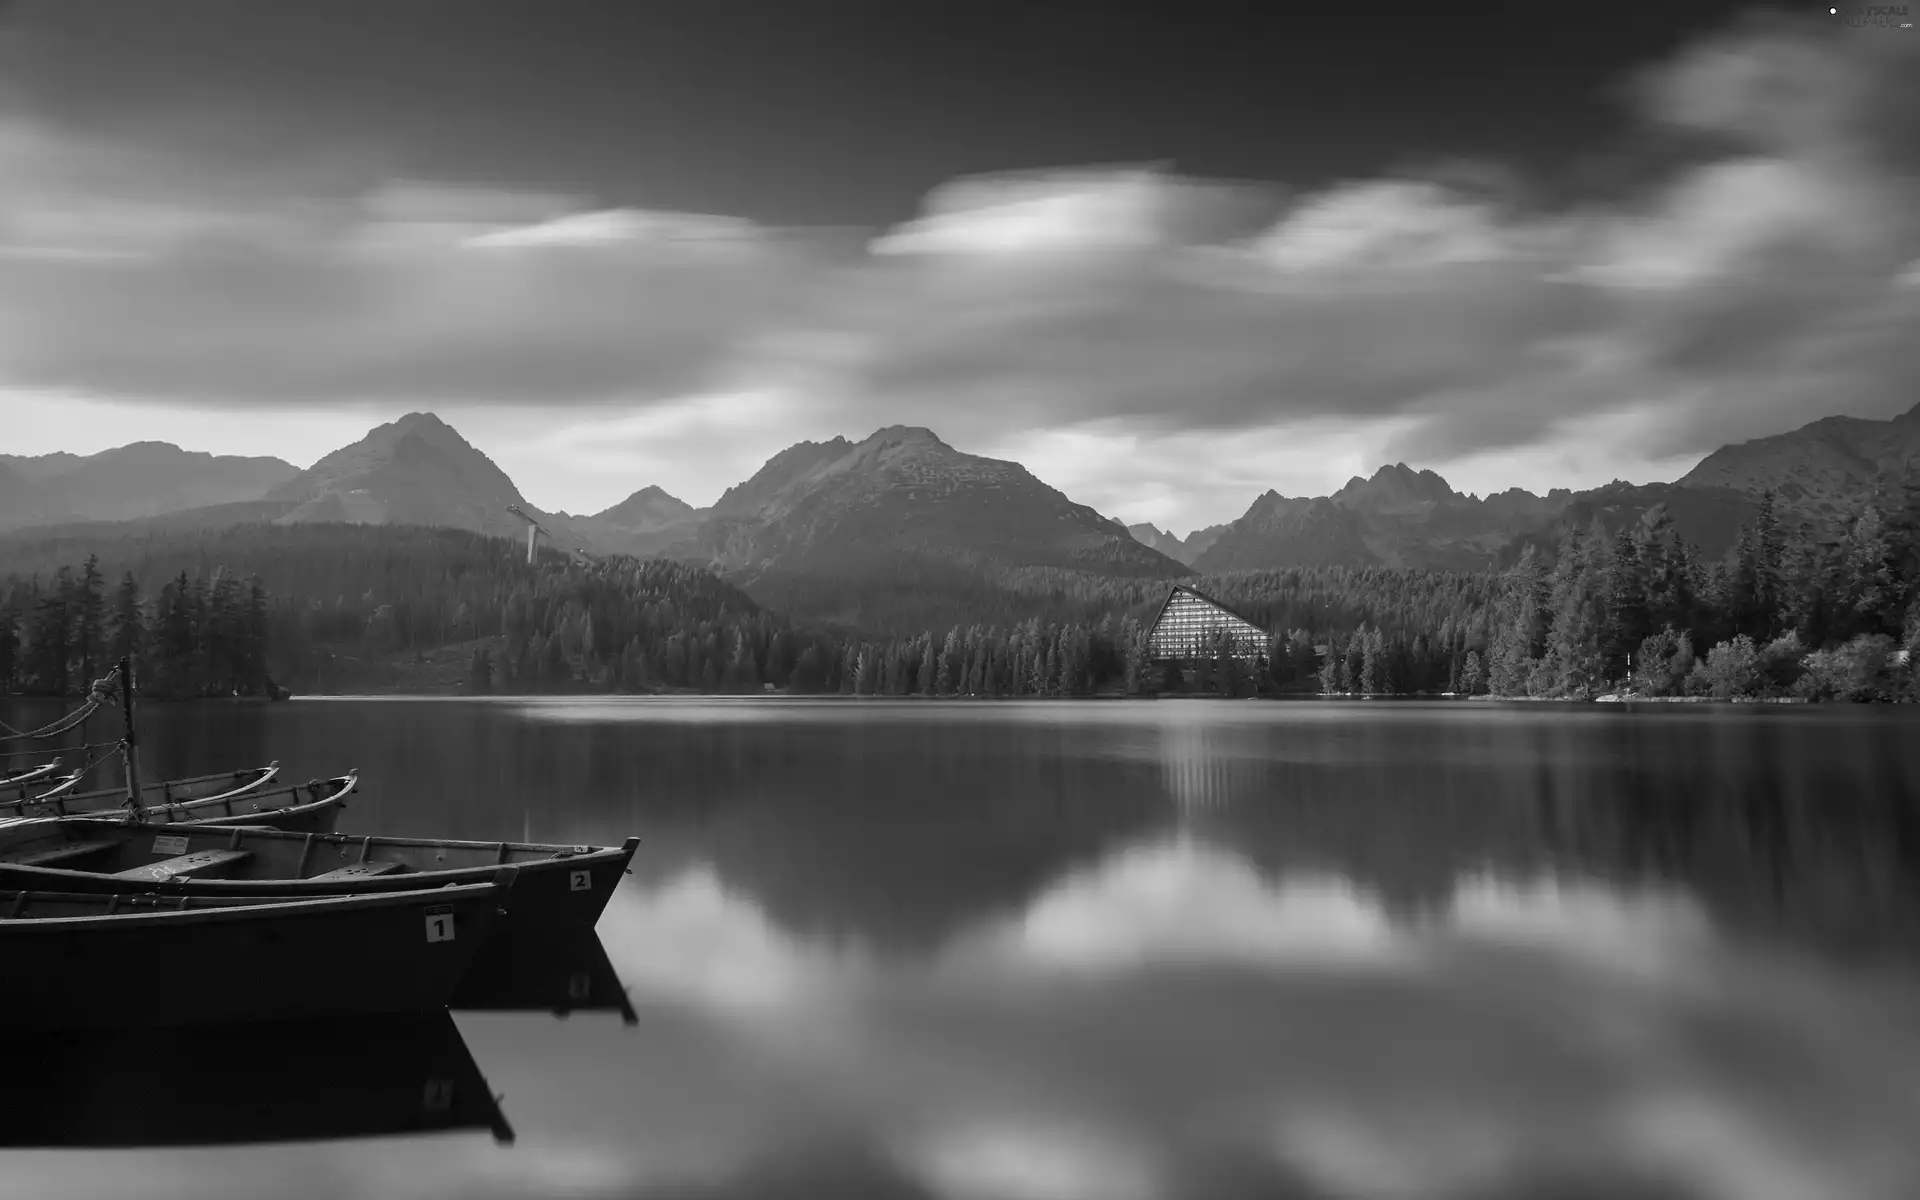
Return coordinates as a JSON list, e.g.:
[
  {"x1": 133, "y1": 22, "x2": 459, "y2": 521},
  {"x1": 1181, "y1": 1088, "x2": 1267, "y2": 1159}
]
[{"x1": 2, "y1": 489, "x2": 1917, "y2": 703}]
